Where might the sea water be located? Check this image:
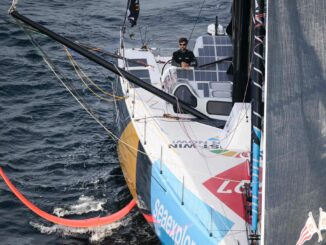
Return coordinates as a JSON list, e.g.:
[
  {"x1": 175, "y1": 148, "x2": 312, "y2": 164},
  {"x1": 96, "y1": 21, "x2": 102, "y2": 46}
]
[{"x1": 0, "y1": 0, "x2": 231, "y2": 243}]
